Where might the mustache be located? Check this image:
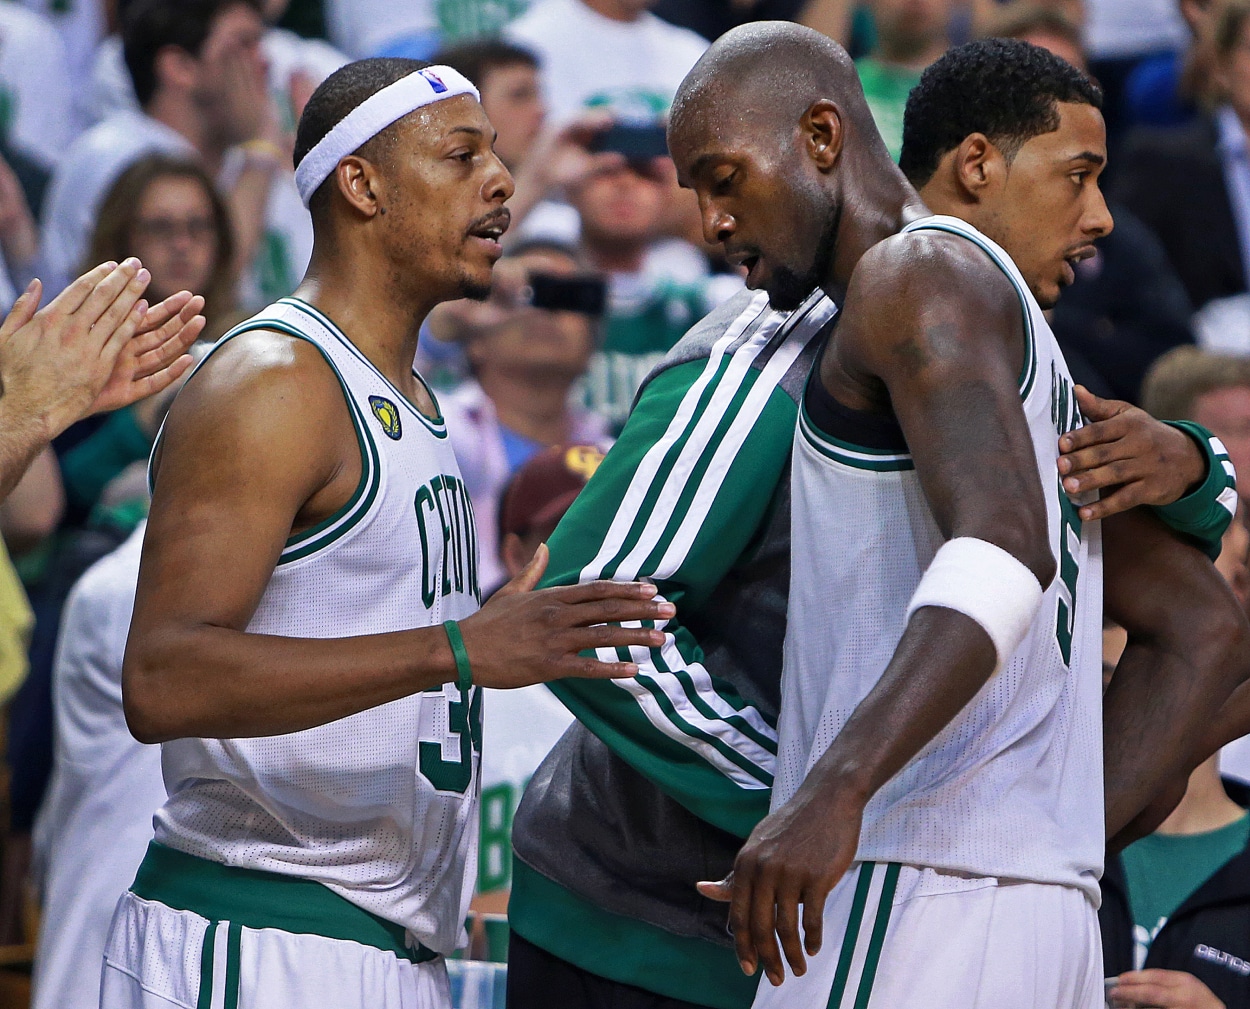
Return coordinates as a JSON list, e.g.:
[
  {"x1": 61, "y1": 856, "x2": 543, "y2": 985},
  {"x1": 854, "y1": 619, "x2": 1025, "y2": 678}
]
[{"x1": 466, "y1": 208, "x2": 511, "y2": 236}]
